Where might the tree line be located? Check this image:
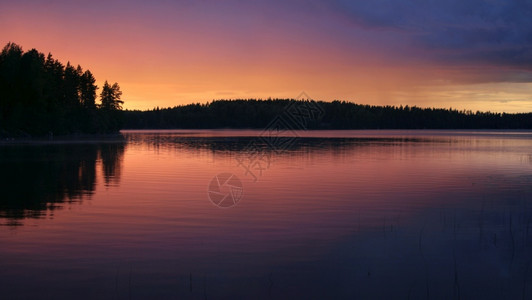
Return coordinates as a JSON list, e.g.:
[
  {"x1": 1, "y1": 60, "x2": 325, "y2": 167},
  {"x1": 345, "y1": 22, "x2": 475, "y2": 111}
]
[
  {"x1": 2, "y1": 42, "x2": 530, "y2": 133},
  {"x1": 123, "y1": 99, "x2": 532, "y2": 129},
  {"x1": 0, "y1": 42, "x2": 124, "y2": 137}
]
